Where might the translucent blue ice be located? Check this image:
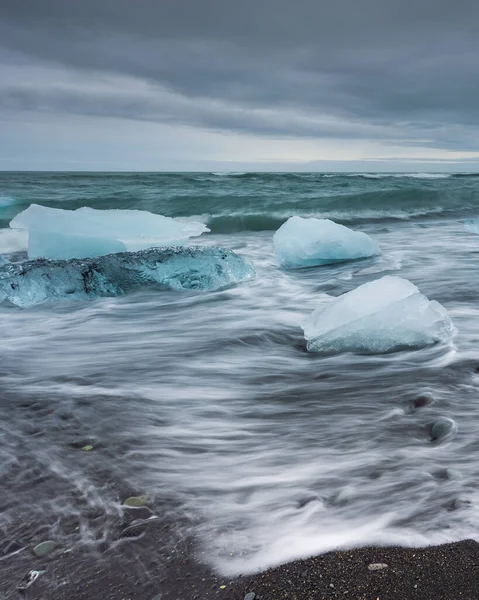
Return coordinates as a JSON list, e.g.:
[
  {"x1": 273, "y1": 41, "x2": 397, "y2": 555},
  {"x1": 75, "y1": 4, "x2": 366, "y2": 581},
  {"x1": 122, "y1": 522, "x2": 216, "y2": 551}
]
[
  {"x1": 302, "y1": 276, "x2": 454, "y2": 354},
  {"x1": 273, "y1": 216, "x2": 380, "y2": 269},
  {"x1": 0, "y1": 246, "x2": 255, "y2": 308},
  {"x1": 10, "y1": 204, "x2": 209, "y2": 260},
  {"x1": 465, "y1": 219, "x2": 479, "y2": 235}
]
